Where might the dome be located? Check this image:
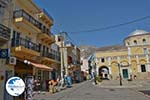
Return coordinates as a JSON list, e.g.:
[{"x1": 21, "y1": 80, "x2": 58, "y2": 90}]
[{"x1": 129, "y1": 30, "x2": 149, "y2": 36}]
